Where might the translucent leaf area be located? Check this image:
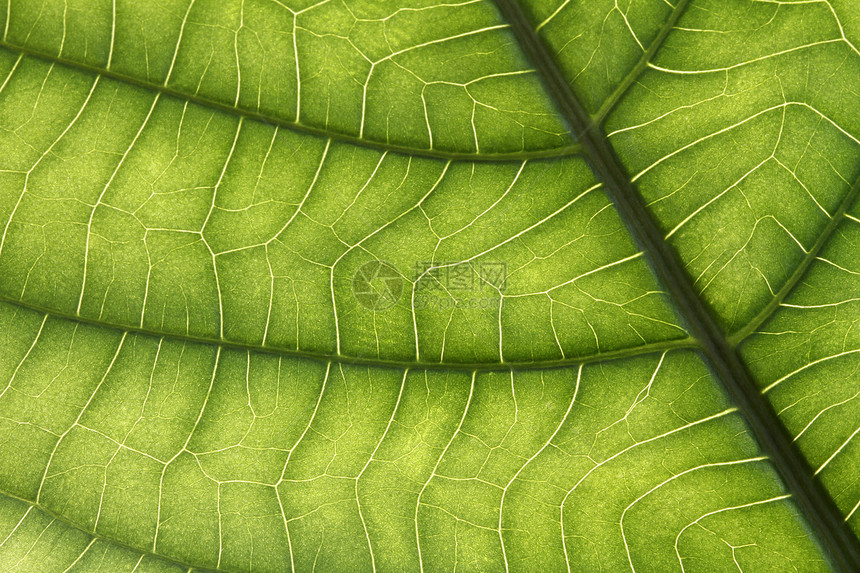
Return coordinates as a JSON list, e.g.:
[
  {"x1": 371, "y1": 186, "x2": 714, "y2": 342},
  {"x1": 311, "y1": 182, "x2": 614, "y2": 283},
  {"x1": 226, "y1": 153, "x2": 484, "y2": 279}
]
[{"x1": 0, "y1": 0, "x2": 858, "y2": 571}]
